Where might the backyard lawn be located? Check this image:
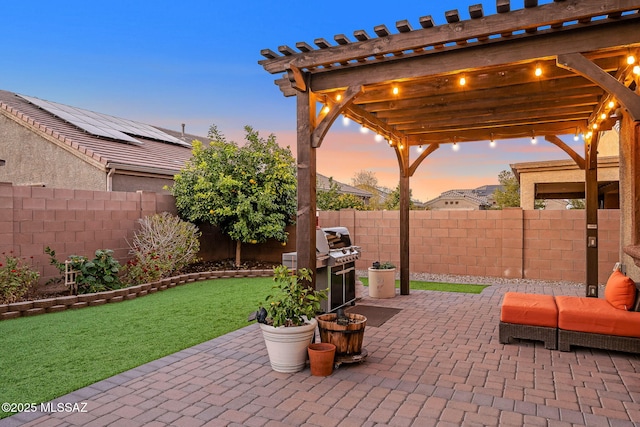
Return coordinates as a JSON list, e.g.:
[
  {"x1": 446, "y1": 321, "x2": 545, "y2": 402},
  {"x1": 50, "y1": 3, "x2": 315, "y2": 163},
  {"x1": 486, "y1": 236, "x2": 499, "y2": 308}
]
[
  {"x1": 0, "y1": 277, "x2": 273, "y2": 419},
  {"x1": 359, "y1": 277, "x2": 489, "y2": 294}
]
